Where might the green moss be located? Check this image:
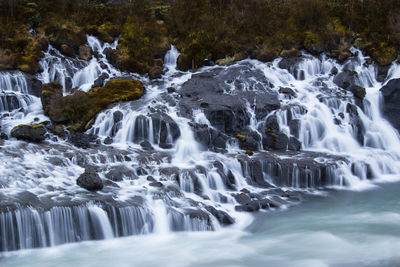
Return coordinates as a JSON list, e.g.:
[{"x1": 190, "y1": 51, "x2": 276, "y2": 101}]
[
  {"x1": 236, "y1": 133, "x2": 246, "y2": 141},
  {"x1": 42, "y1": 79, "x2": 144, "y2": 132}
]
